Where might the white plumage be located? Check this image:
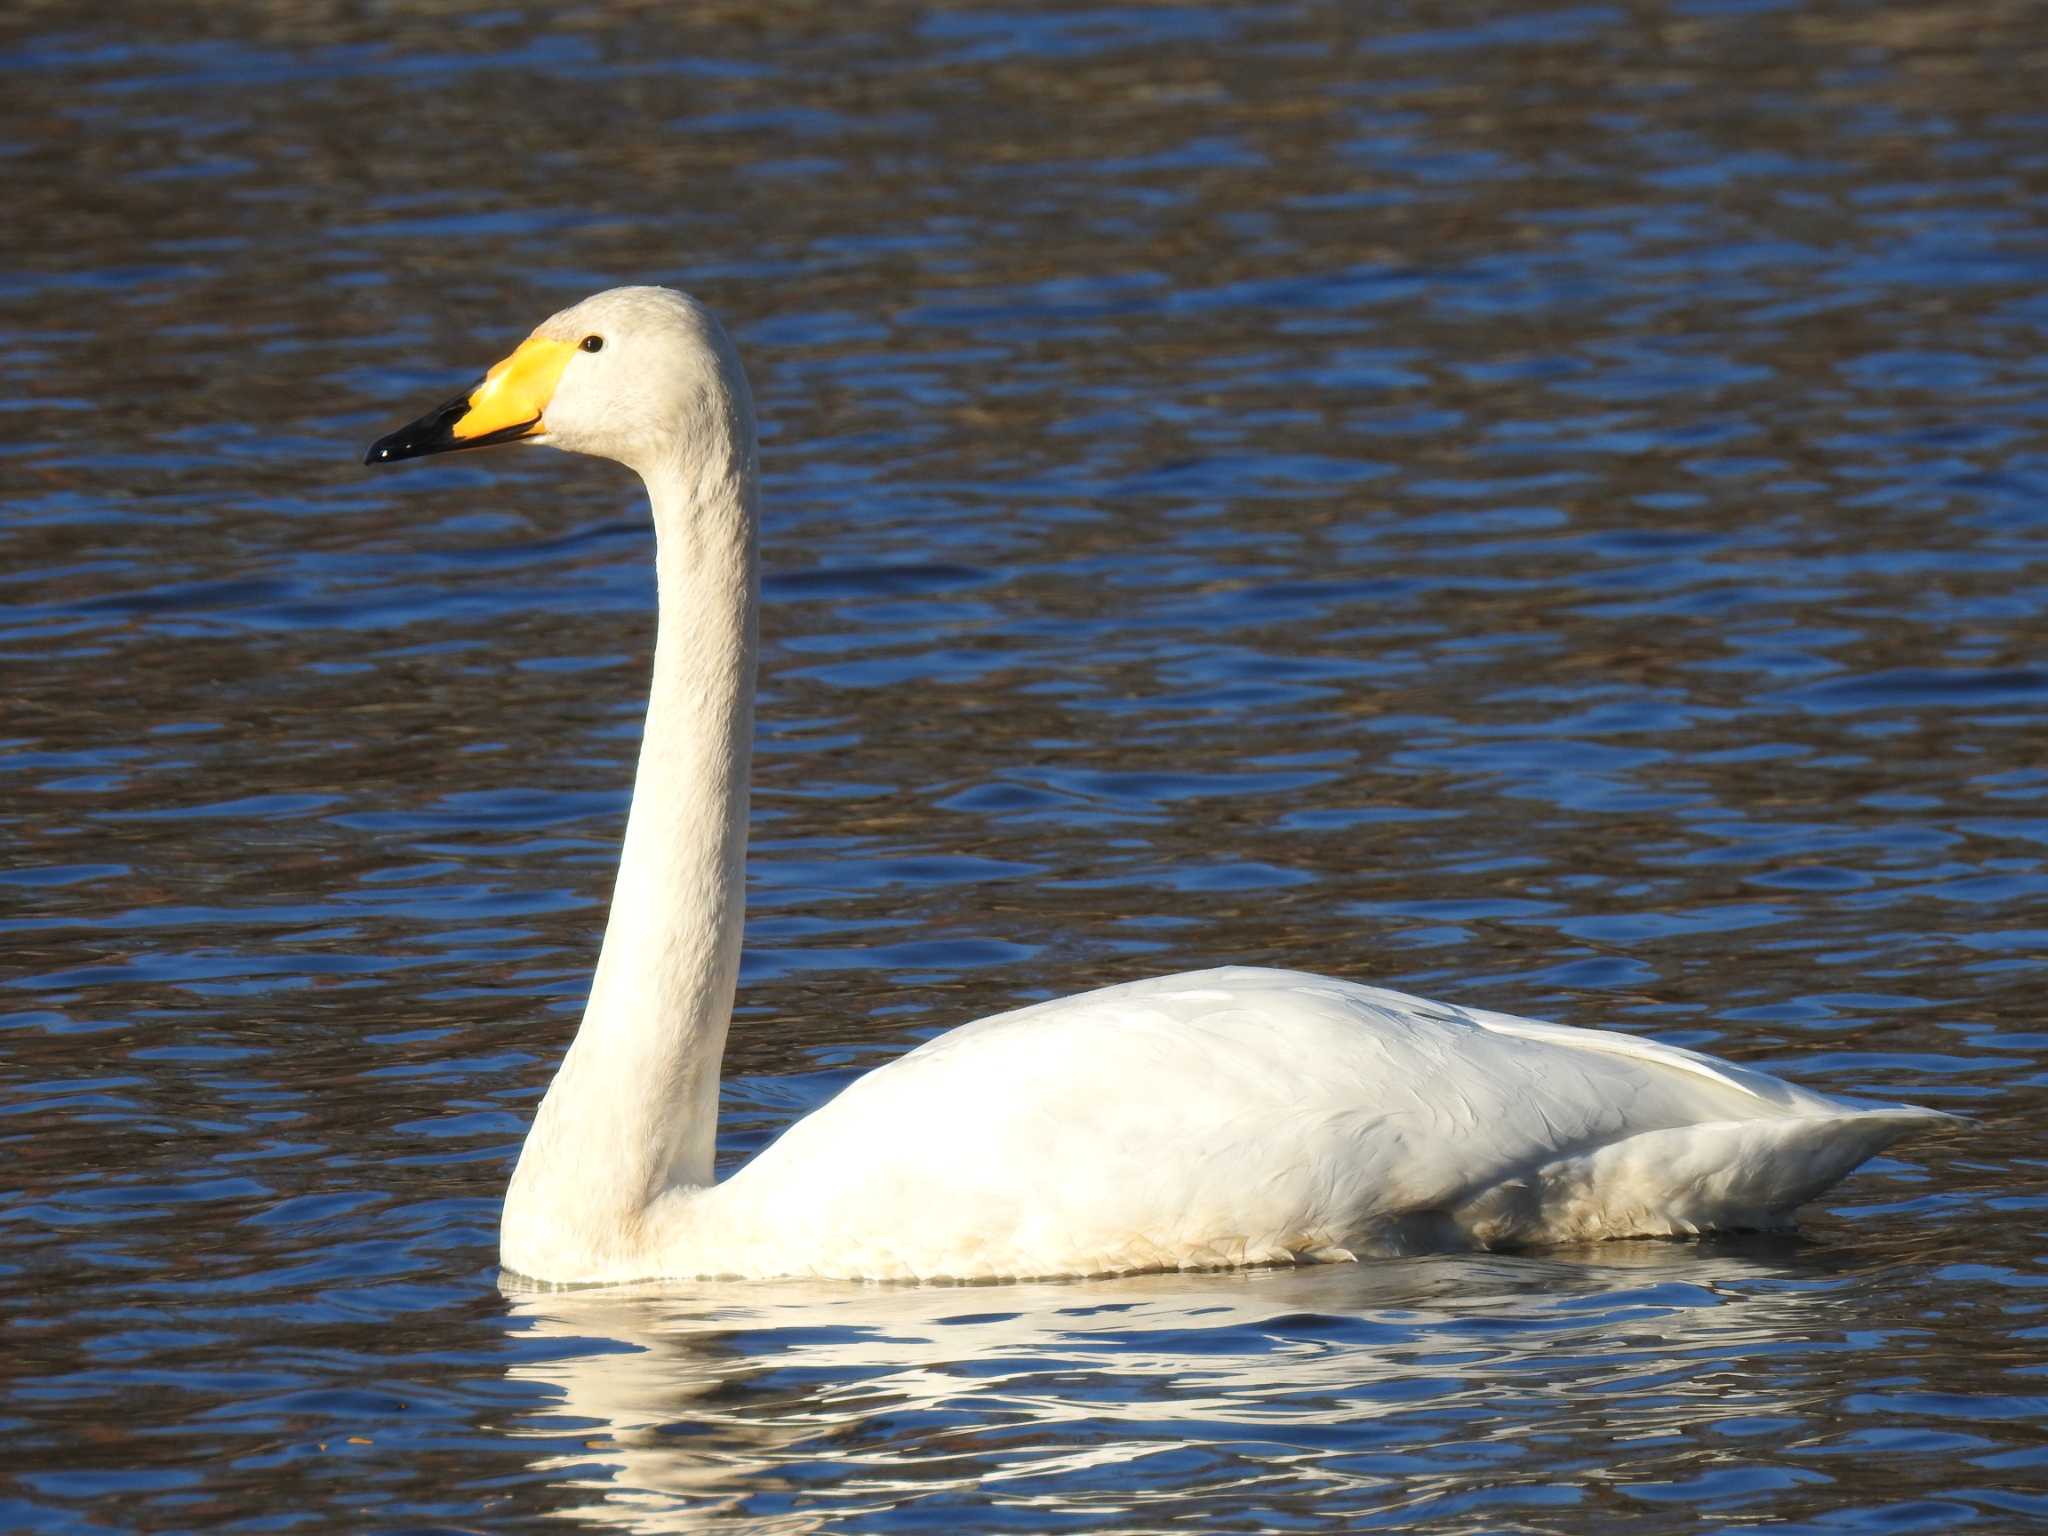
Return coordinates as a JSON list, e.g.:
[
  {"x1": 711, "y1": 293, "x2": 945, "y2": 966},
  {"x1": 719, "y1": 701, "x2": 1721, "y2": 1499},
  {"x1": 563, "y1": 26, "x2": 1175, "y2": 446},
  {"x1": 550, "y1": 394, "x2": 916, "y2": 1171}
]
[{"x1": 367, "y1": 286, "x2": 1952, "y2": 1287}]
